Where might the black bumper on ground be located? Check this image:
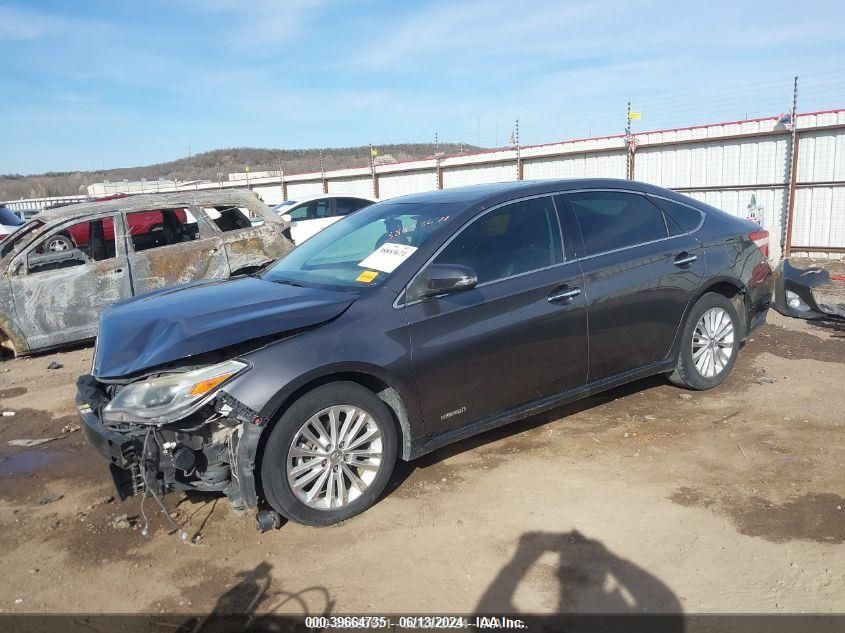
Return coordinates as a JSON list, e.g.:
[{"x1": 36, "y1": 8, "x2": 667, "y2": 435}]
[{"x1": 773, "y1": 259, "x2": 845, "y2": 321}]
